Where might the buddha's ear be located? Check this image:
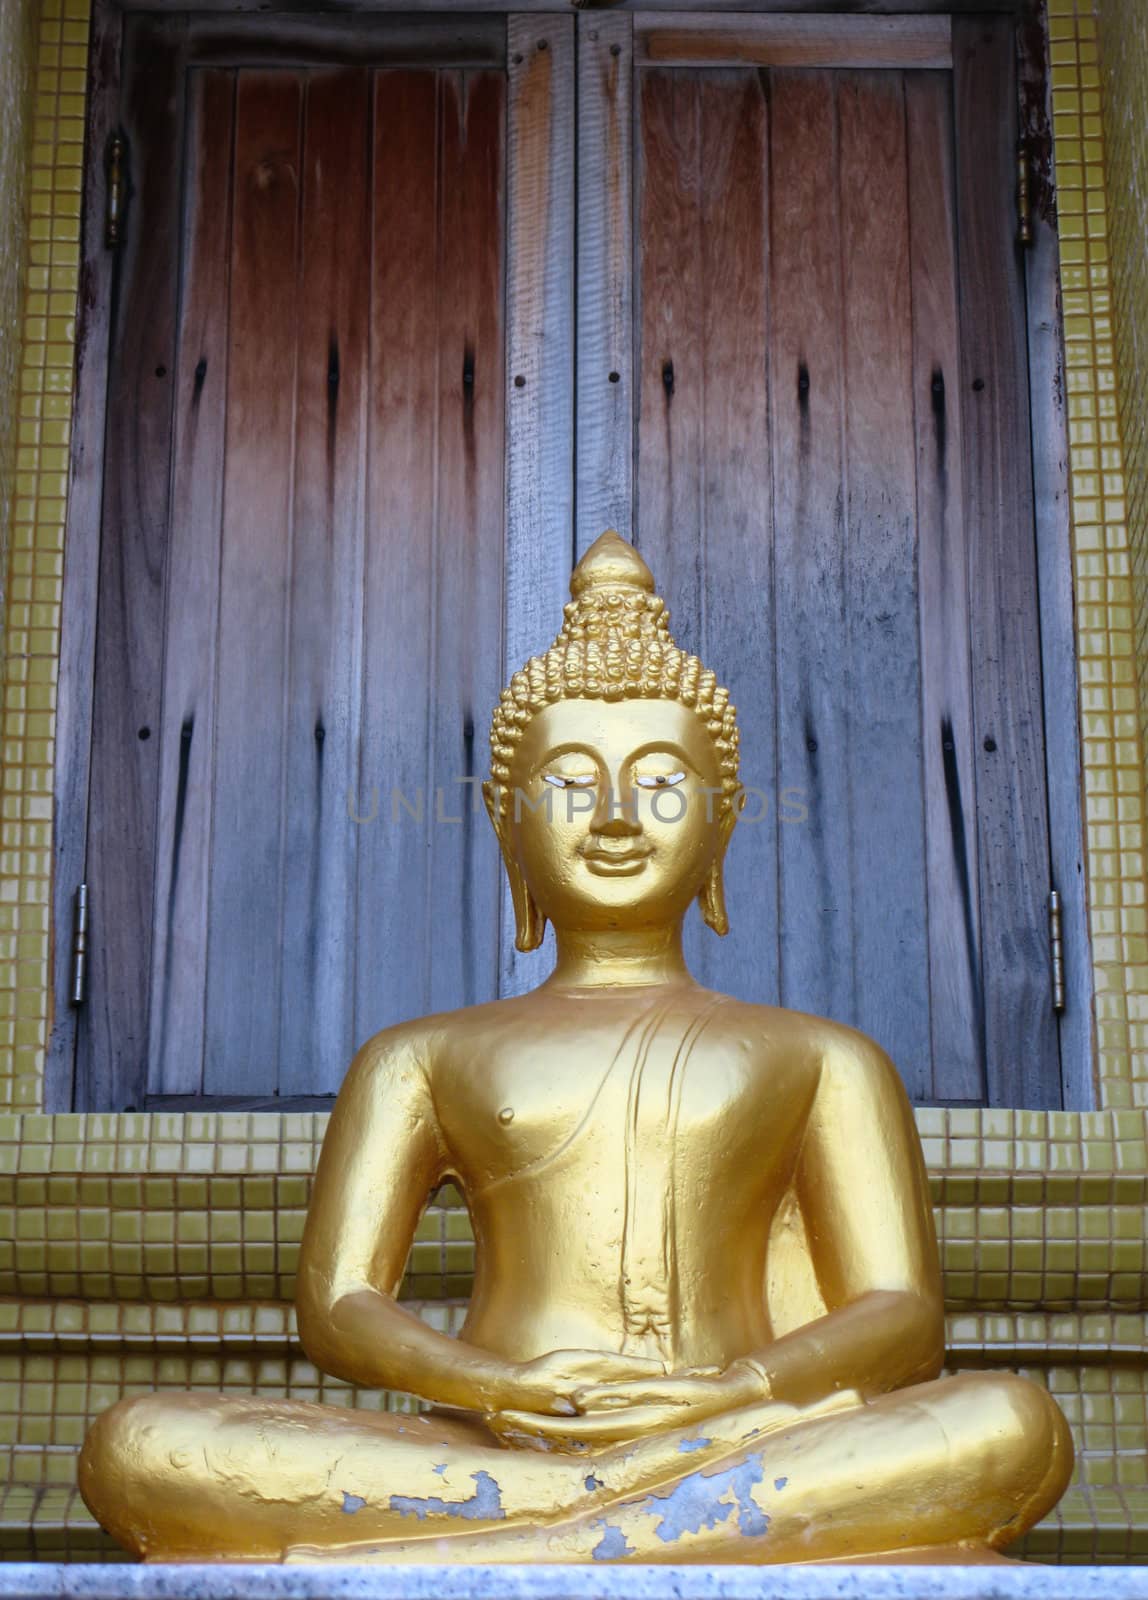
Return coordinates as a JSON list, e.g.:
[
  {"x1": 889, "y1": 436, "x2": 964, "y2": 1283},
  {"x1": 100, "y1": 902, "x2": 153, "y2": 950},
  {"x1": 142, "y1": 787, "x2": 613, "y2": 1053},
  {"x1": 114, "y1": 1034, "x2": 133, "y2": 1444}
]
[
  {"x1": 482, "y1": 781, "x2": 548, "y2": 952},
  {"x1": 698, "y1": 791, "x2": 742, "y2": 938}
]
